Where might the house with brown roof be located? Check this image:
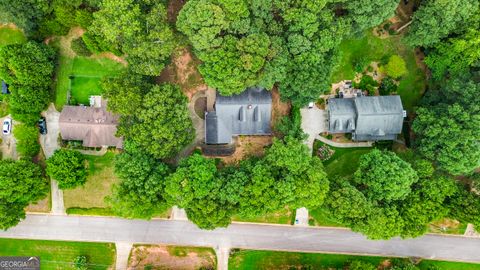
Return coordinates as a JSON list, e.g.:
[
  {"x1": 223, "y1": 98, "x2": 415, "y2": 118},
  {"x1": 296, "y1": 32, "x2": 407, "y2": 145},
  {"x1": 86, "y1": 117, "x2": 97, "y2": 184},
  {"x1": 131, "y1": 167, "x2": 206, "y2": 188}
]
[{"x1": 59, "y1": 97, "x2": 123, "y2": 148}]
